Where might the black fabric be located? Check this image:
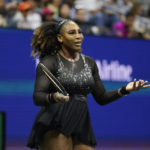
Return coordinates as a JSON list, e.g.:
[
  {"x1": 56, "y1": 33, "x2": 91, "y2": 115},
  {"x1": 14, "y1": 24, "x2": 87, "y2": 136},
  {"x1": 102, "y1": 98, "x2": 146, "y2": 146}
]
[
  {"x1": 120, "y1": 86, "x2": 130, "y2": 95},
  {"x1": 27, "y1": 53, "x2": 122, "y2": 149}
]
